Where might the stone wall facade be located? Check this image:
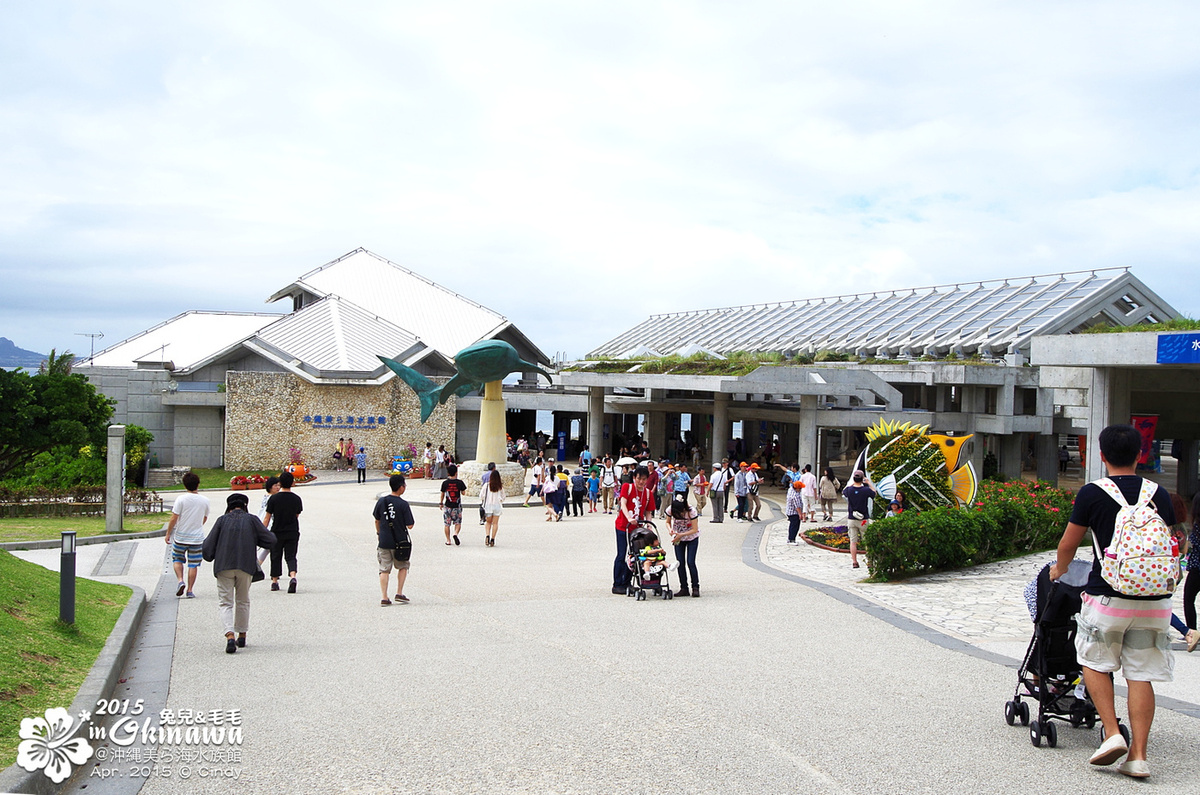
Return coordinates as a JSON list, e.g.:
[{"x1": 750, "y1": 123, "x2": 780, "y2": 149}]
[{"x1": 225, "y1": 372, "x2": 456, "y2": 471}]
